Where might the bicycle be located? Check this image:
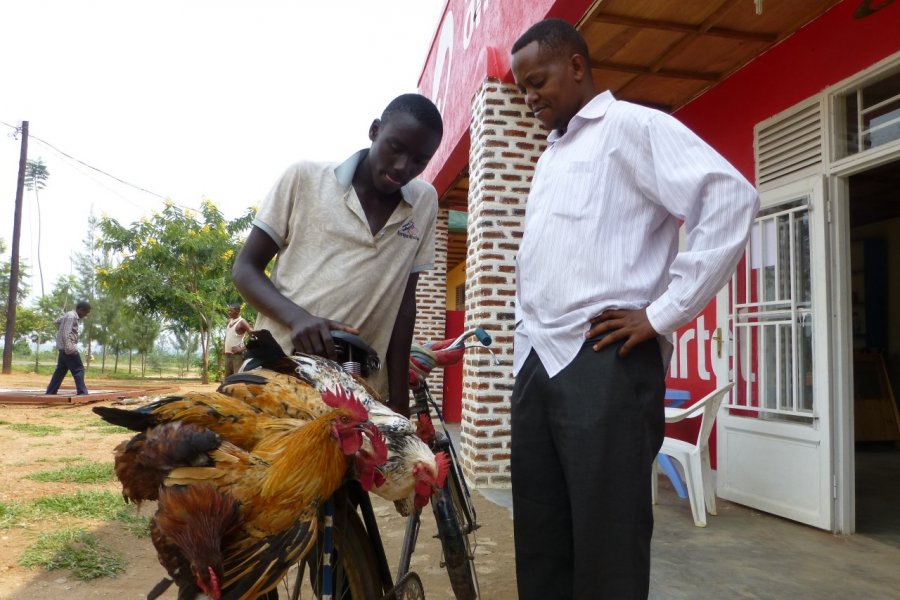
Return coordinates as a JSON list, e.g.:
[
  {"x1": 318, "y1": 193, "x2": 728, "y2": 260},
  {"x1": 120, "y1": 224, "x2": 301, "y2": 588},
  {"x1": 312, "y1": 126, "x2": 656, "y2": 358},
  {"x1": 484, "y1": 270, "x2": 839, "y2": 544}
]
[{"x1": 283, "y1": 328, "x2": 497, "y2": 599}]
